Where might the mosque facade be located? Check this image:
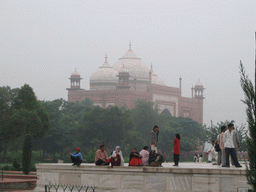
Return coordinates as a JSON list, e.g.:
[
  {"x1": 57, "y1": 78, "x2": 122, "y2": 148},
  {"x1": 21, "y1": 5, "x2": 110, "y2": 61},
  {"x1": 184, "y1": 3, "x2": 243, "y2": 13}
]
[{"x1": 67, "y1": 44, "x2": 205, "y2": 124}]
